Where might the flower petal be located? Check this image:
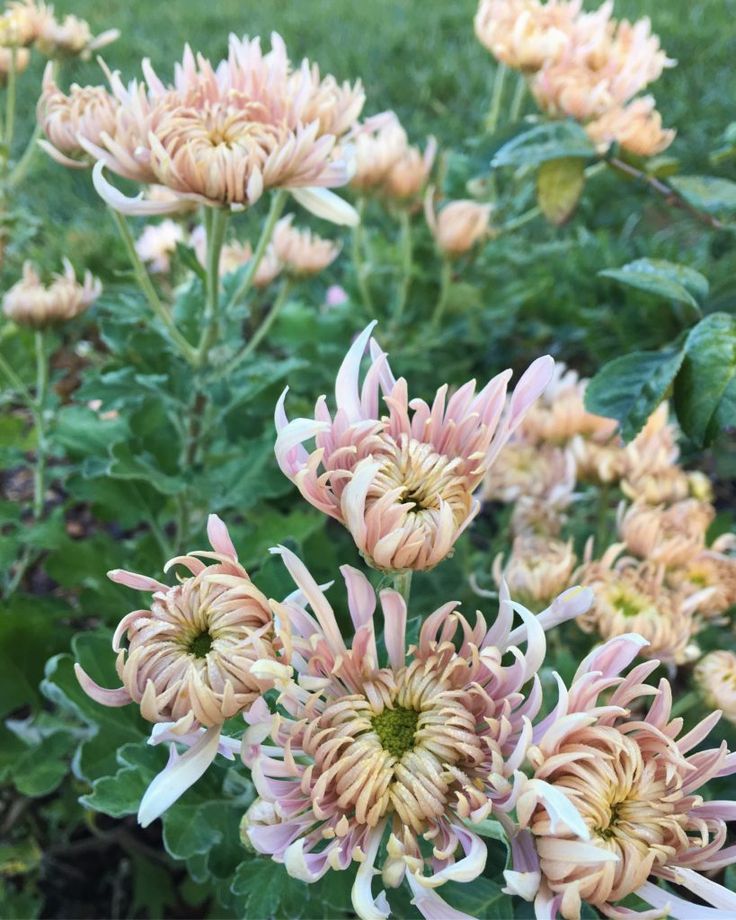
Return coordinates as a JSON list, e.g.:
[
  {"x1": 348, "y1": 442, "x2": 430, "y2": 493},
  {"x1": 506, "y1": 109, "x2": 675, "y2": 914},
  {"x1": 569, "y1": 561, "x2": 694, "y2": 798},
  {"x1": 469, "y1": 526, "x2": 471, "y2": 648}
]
[{"x1": 291, "y1": 187, "x2": 359, "y2": 226}]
